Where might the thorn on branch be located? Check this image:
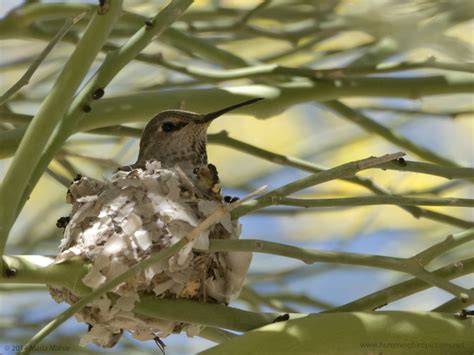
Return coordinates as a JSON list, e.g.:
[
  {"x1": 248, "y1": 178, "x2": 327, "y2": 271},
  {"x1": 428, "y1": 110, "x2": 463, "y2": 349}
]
[
  {"x1": 145, "y1": 18, "x2": 154, "y2": 29},
  {"x1": 397, "y1": 157, "x2": 407, "y2": 167},
  {"x1": 92, "y1": 88, "x2": 105, "y2": 100},
  {"x1": 372, "y1": 303, "x2": 388, "y2": 311},
  {"x1": 2, "y1": 266, "x2": 17, "y2": 278},
  {"x1": 97, "y1": 0, "x2": 110, "y2": 15},
  {"x1": 459, "y1": 309, "x2": 474, "y2": 319},
  {"x1": 357, "y1": 152, "x2": 405, "y2": 169},
  {"x1": 82, "y1": 104, "x2": 92, "y2": 113},
  {"x1": 272, "y1": 313, "x2": 290, "y2": 323}
]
